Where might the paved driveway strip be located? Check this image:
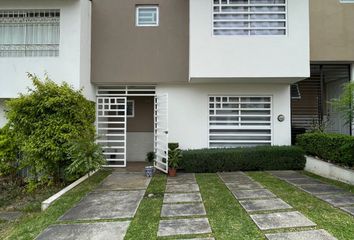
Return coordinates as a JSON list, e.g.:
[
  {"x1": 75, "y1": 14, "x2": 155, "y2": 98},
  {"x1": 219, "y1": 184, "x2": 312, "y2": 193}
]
[
  {"x1": 269, "y1": 170, "x2": 354, "y2": 217},
  {"x1": 218, "y1": 172, "x2": 336, "y2": 239},
  {"x1": 36, "y1": 172, "x2": 151, "y2": 240}
]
